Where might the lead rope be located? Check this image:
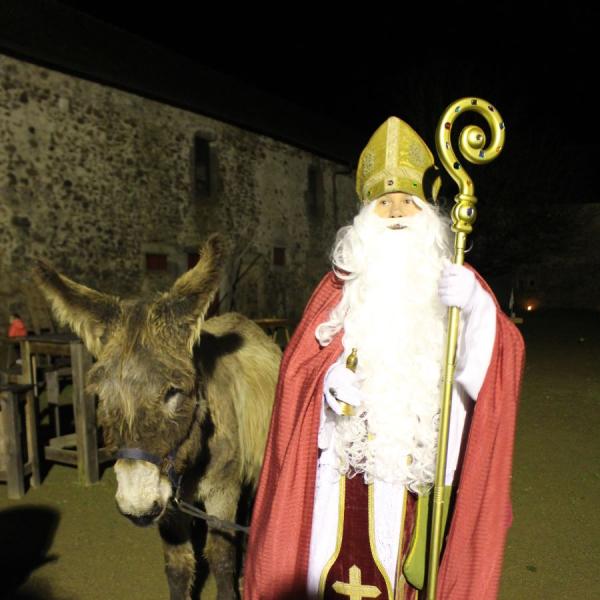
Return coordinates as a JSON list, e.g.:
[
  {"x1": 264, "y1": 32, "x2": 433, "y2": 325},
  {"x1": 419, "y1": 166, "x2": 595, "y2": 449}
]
[{"x1": 172, "y1": 496, "x2": 250, "y2": 535}]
